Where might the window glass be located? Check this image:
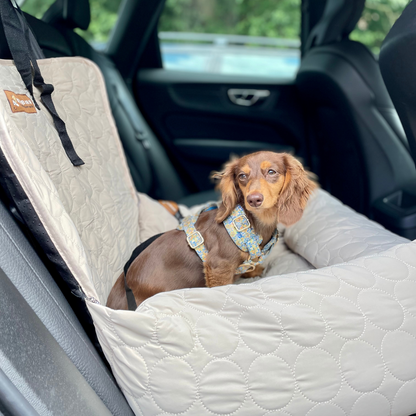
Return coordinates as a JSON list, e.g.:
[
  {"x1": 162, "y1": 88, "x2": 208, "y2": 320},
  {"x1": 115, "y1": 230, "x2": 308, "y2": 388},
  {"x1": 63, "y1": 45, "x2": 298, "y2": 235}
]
[
  {"x1": 80, "y1": 0, "x2": 123, "y2": 49},
  {"x1": 20, "y1": 0, "x2": 124, "y2": 50},
  {"x1": 350, "y1": 0, "x2": 410, "y2": 54},
  {"x1": 158, "y1": 0, "x2": 301, "y2": 79},
  {"x1": 19, "y1": 0, "x2": 55, "y2": 18}
]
